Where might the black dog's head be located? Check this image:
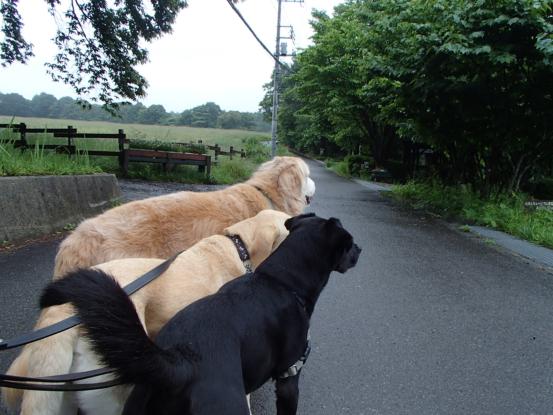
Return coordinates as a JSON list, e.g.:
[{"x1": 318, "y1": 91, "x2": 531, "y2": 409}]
[{"x1": 284, "y1": 213, "x2": 361, "y2": 274}]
